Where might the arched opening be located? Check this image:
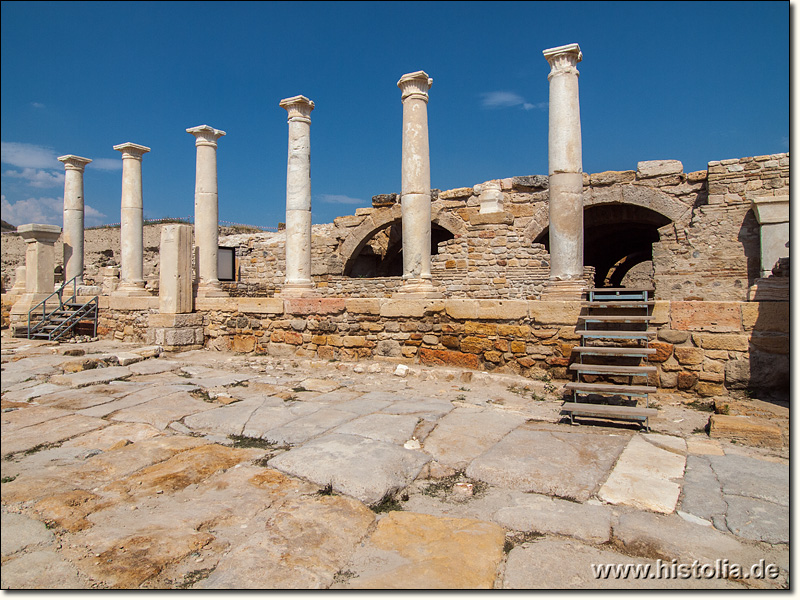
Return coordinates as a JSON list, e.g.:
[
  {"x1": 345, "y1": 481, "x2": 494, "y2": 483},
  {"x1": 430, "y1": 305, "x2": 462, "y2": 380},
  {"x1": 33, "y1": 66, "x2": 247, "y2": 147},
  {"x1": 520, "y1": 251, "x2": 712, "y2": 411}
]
[
  {"x1": 345, "y1": 220, "x2": 455, "y2": 277},
  {"x1": 534, "y1": 204, "x2": 671, "y2": 288}
]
